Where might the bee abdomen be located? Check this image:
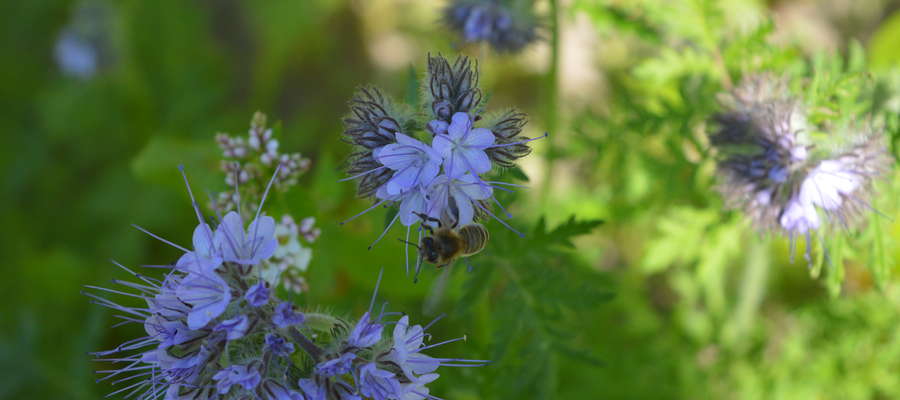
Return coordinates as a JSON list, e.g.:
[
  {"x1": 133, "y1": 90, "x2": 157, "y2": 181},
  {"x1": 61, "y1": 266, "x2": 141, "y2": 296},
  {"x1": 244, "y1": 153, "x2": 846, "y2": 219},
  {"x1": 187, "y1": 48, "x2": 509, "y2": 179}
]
[{"x1": 459, "y1": 224, "x2": 489, "y2": 255}]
